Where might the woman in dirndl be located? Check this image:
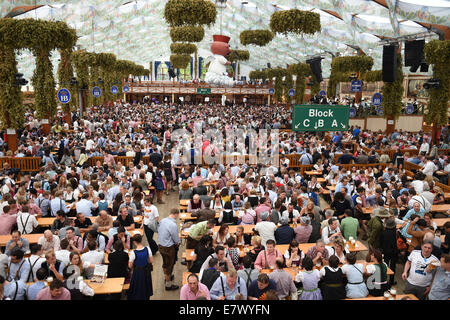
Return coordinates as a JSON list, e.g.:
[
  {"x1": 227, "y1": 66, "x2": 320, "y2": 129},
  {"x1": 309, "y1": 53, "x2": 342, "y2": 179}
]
[{"x1": 127, "y1": 234, "x2": 153, "y2": 300}]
